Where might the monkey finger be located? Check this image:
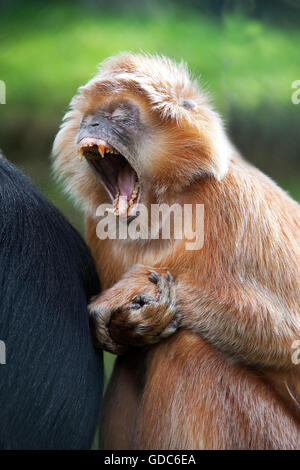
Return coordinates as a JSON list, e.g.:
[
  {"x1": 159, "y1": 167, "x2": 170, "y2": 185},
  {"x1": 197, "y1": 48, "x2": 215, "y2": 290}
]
[
  {"x1": 131, "y1": 293, "x2": 156, "y2": 309},
  {"x1": 89, "y1": 309, "x2": 127, "y2": 355},
  {"x1": 148, "y1": 271, "x2": 160, "y2": 284},
  {"x1": 157, "y1": 273, "x2": 176, "y2": 307}
]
